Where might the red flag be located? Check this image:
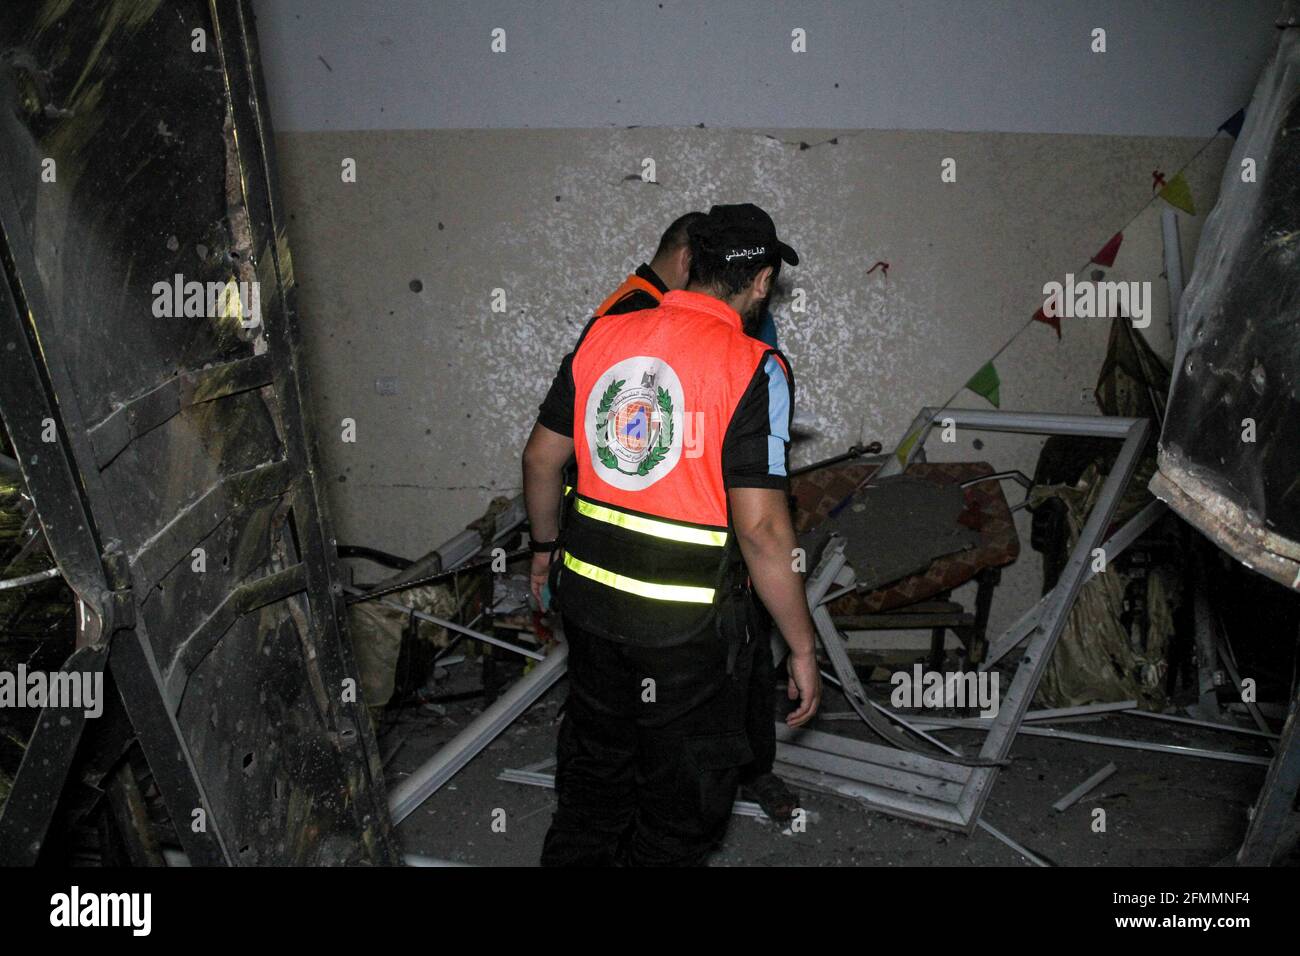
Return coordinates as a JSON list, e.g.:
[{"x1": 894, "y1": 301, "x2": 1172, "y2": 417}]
[
  {"x1": 1091, "y1": 232, "x2": 1123, "y2": 268},
  {"x1": 1033, "y1": 305, "x2": 1061, "y2": 339}
]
